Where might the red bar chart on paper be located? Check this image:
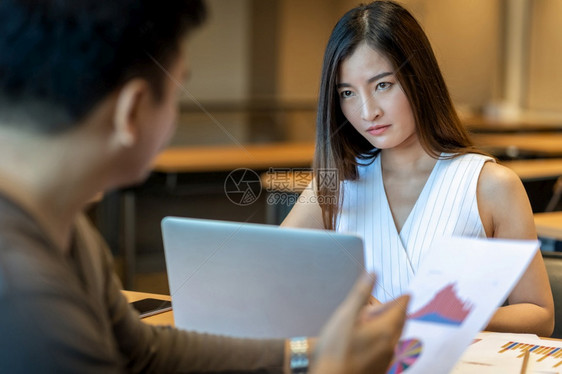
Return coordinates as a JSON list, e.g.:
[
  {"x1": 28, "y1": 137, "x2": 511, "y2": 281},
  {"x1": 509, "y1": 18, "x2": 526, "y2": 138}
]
[{"x1": 409, "y1": 283, "x2": 473, "y2": 326}]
